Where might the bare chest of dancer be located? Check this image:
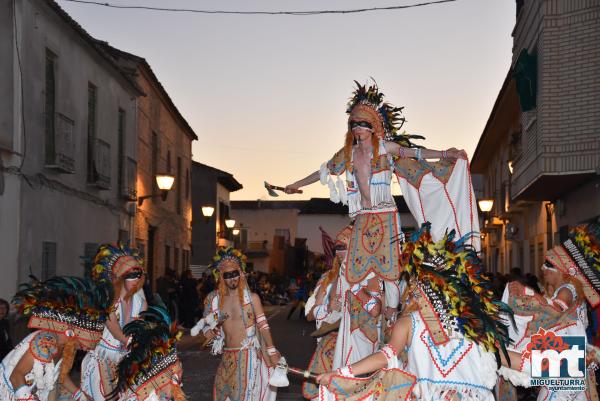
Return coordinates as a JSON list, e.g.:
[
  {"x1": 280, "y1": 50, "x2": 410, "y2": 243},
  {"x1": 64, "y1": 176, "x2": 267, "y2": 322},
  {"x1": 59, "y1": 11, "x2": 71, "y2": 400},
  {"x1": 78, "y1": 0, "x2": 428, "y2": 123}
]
[
  {"x1": 221, "y1": 293, "x2": 252, "y2": 348},
  {"x1": 353, "y1": 147, "x2": 374, "y2": 209}
]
